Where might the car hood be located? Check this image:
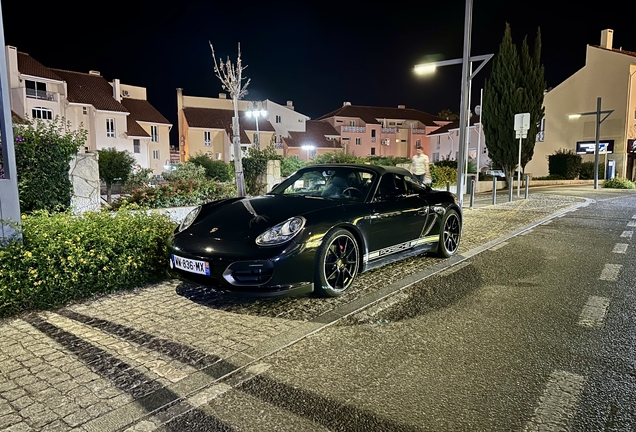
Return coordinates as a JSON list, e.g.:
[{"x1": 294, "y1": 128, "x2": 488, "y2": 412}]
[{"x1": 184, "y1": 195, "x2": 342, "y2": 241}]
